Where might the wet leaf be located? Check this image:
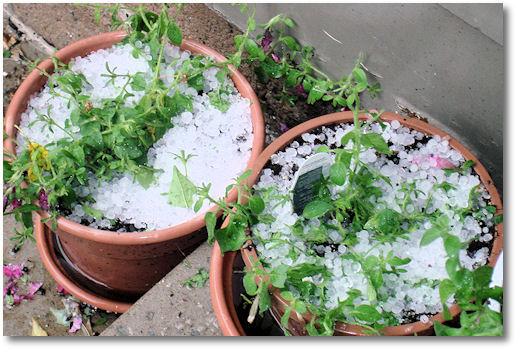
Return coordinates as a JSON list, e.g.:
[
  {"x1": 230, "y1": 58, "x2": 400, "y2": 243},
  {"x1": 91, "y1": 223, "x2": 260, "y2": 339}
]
[
  {"x1": 168, "y1": 166, "x2": 197, "y2": 208},
  {"x1": 50, "y1": 307, "x2": 71, "y2": 326}
]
